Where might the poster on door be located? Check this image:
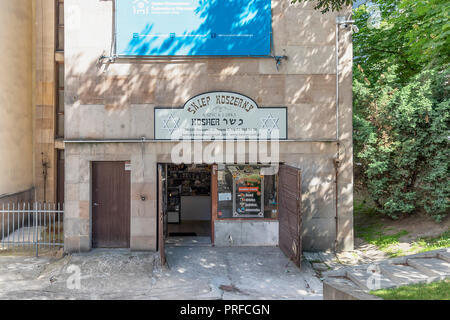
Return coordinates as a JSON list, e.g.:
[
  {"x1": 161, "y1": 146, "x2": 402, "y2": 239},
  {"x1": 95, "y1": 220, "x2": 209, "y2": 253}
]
[{"x1": 233, "y1": 167, "x2": 263, "y2": 218}]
